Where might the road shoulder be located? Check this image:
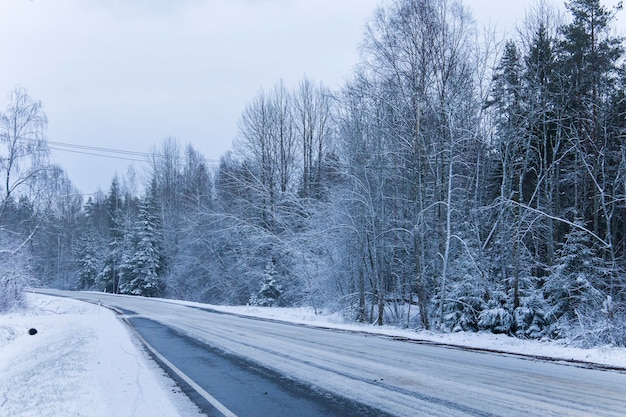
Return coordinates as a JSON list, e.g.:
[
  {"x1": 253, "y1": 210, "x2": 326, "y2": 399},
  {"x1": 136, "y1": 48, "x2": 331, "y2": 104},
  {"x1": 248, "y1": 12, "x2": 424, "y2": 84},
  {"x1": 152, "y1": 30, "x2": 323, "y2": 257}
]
[{"x1": 0, "y1": 293, "x2": 201, "y2": 417}]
